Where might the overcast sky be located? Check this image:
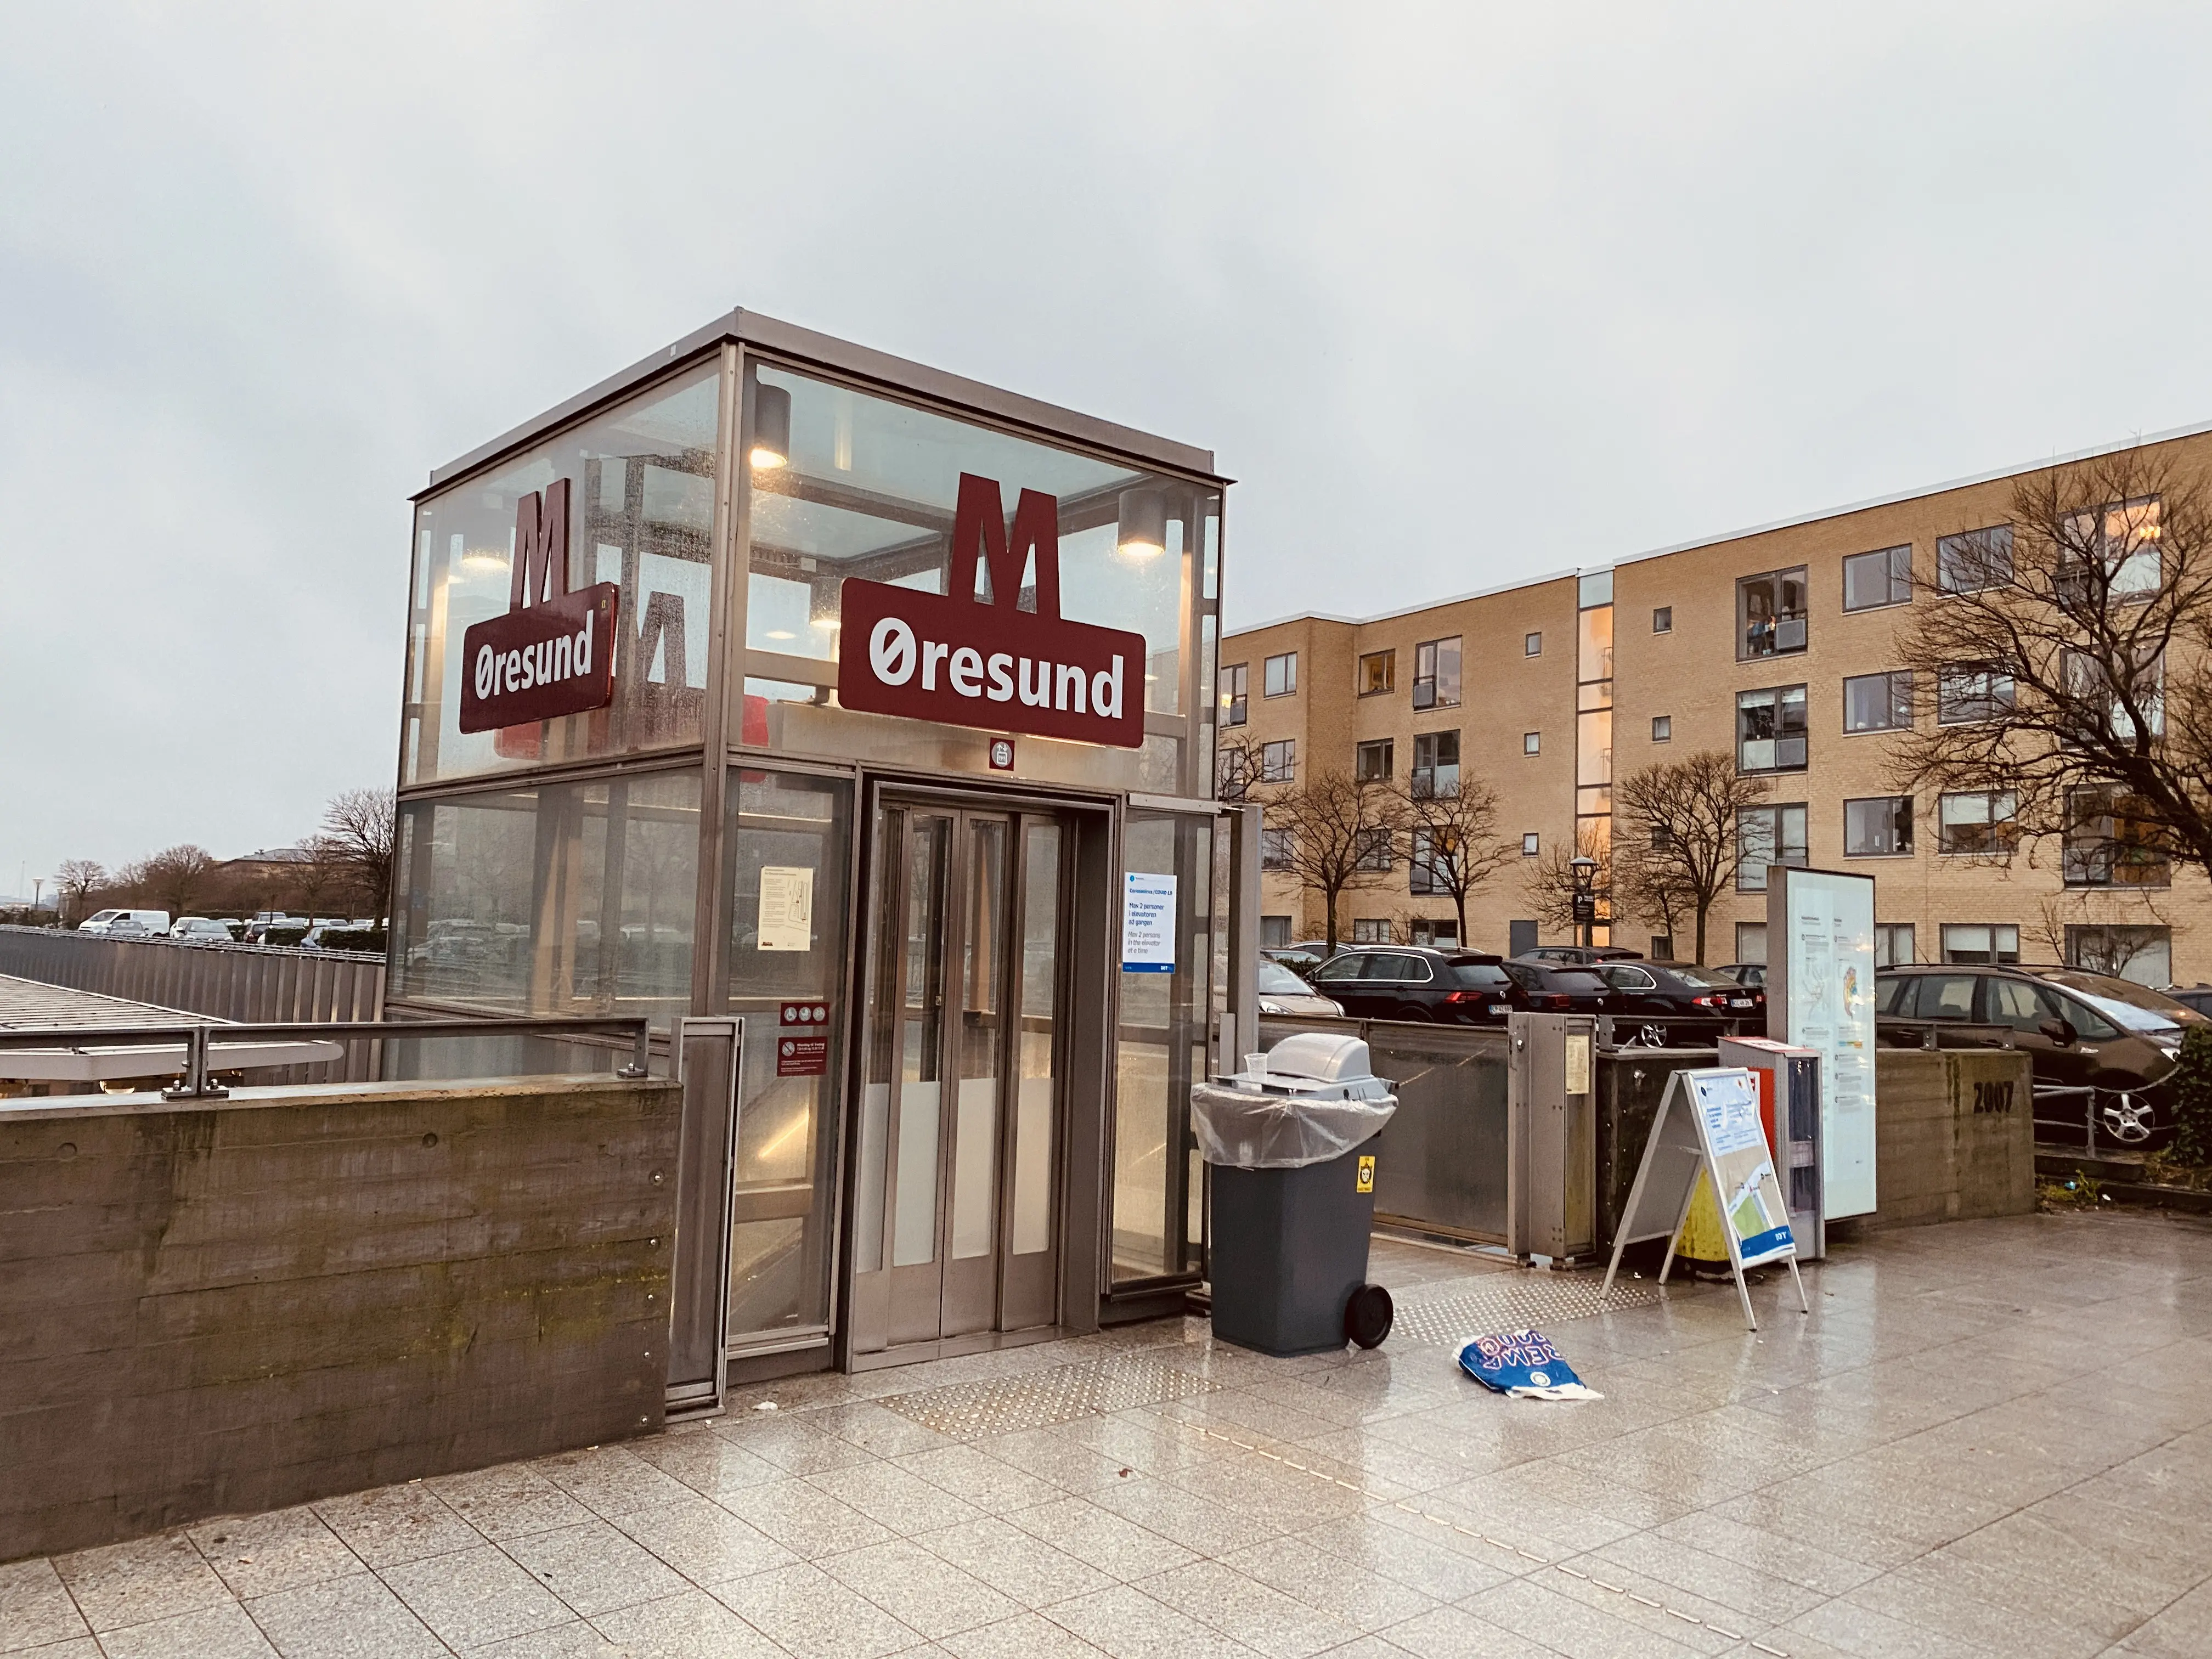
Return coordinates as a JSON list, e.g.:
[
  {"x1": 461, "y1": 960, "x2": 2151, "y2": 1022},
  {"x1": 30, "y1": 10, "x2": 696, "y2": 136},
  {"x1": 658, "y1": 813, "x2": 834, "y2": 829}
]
[{"x1": 5, "y1": 3, "x2": 2210, "y2": 893}]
